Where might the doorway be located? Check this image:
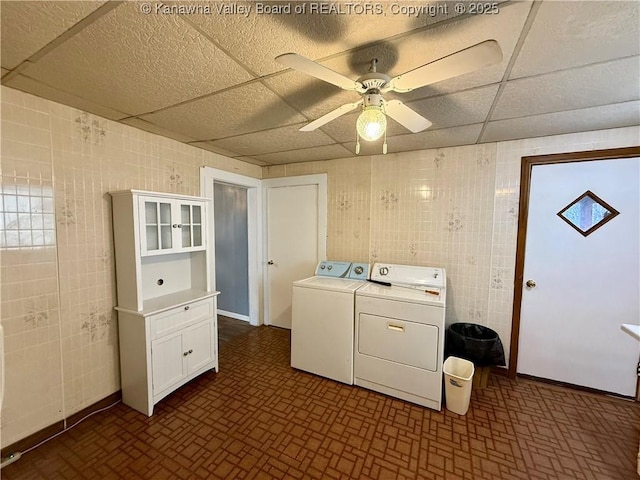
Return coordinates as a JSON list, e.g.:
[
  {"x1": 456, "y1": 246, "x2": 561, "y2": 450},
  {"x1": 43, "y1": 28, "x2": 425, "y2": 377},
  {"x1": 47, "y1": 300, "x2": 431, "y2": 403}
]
[
  {"x1": 510, "y1": 147, "x2": 640, "y2": 396},
  {"x1": 200, "y1": 167, "x2": 262, "y2": 326},
  {"x1": 214, "y1": 182, "x2": 249, "y2": 321}
]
